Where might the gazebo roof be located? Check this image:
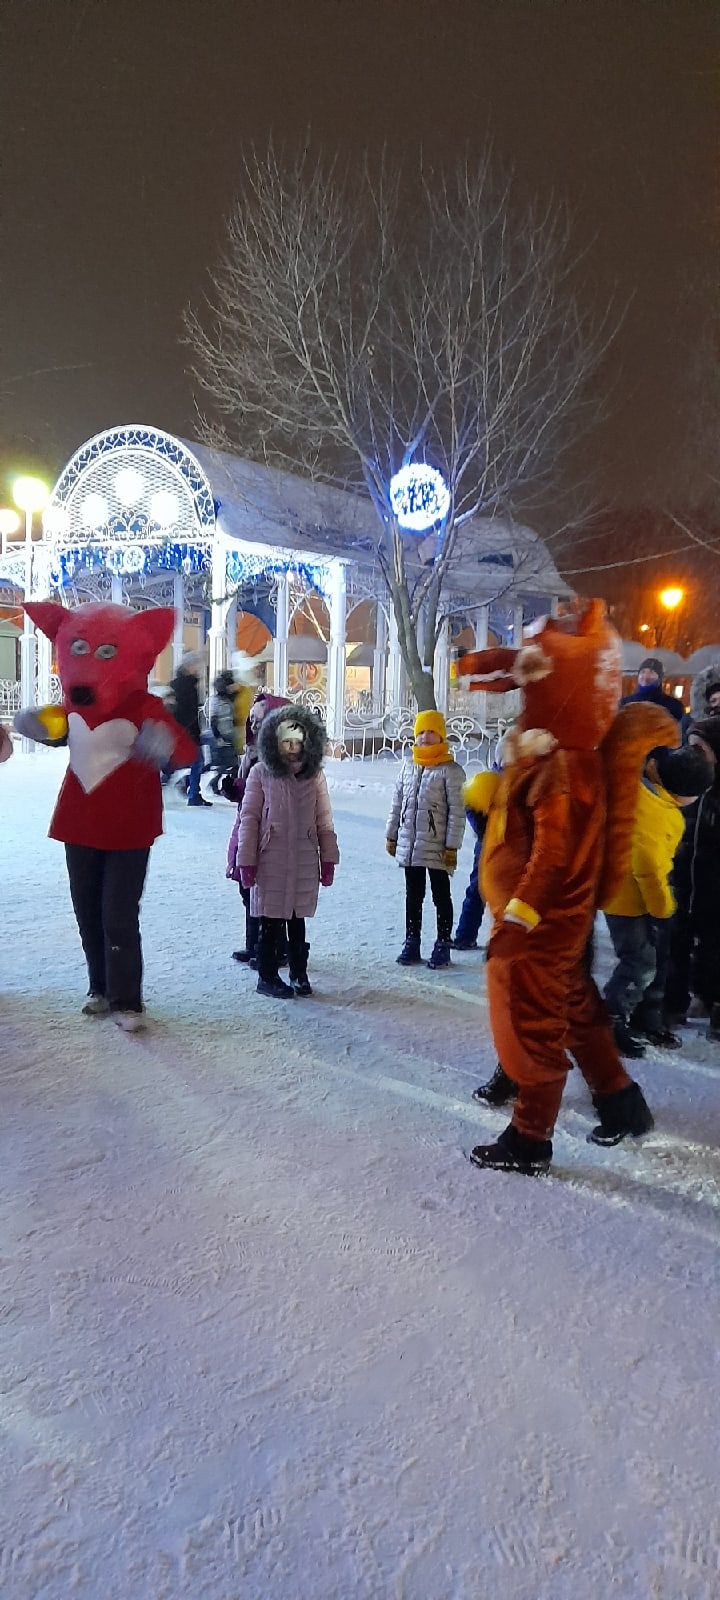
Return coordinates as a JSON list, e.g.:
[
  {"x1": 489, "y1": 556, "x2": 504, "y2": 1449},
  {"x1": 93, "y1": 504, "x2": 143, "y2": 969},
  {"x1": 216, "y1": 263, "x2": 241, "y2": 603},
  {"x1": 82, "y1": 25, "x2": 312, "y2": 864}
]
[{"x1": 187, "y1": 441, "x2": 572, "y2": 603}]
